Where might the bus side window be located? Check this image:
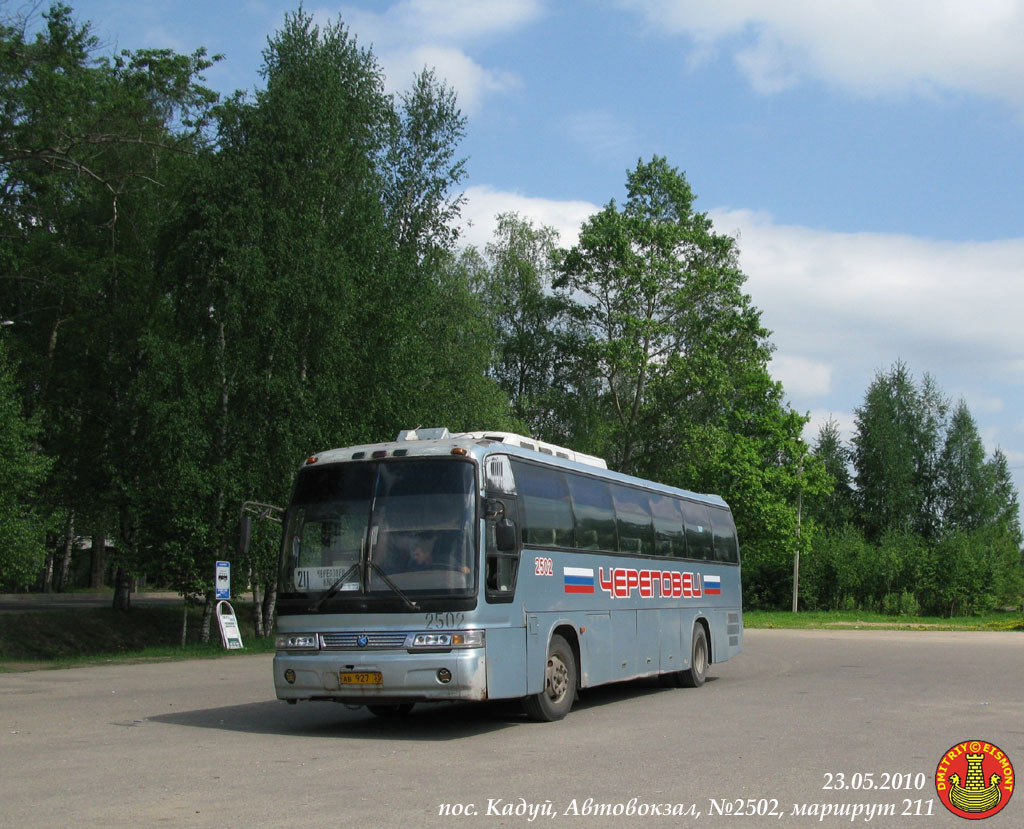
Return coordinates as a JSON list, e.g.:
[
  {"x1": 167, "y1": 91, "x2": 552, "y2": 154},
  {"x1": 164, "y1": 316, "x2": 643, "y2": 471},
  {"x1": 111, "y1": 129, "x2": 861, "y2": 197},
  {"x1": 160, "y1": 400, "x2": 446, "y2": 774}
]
[
  {"x1": 709, "y1": 507, "x2": 740, "y2": 563},
  {"x1": 682, "y1": 500, "x2": 714, "y2": 560},
  {"x1": 509, "y1": 460, "x2": 574, "y2": 548},
  {"x1": 567, "y1": 474, "x2": 617, "y2": 552},
  {"x1": 649, "y1": 493, "x2": 686, "y2": 557},
  {"x1": 612, "y1": 485, "x2": 655, "y2": 556}
]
